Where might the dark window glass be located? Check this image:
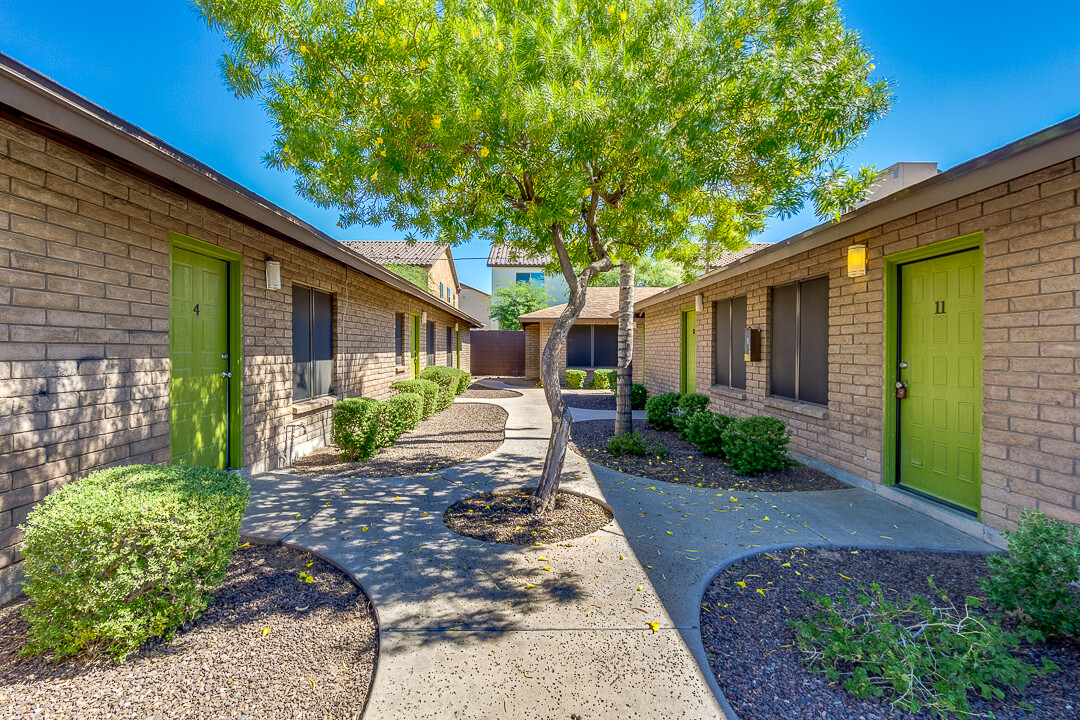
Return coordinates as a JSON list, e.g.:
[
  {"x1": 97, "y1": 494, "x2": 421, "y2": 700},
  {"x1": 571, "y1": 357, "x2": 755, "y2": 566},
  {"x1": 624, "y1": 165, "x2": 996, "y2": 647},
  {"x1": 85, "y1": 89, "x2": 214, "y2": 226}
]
[
  {"x1": 770, "y1": 277, "x2": 828, "y2": 404},
  {"x1": 292, "y1": 285, "x2": 333, "y2": 401},
  {"x1": 714, "y1": 297, "x2": 747, "y2": 389},
  {"x1": 714, "y1": 300, "x2": 731, "y2": 387},
  {"x1": 730, "y1": 296, "x2": 747, "y2": 390},
  {"x1": 566, "y1": 325, "x2": 592, "y2": 367},
  {"x1": 395, "y1": 312, "x2": 404, "y2": 365},
  {"x1": 427, "y1": 321, "x2": 436, "y2": 366},
  {"x1": 592, "y1": 325, "x2": 618, "y2": 367},
  {"x1": 446, "y1": 326, "x2": 453, "y2": 365},
  {"x1": 515, "y1": 272, "x2": 530, "y2": 283}
]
